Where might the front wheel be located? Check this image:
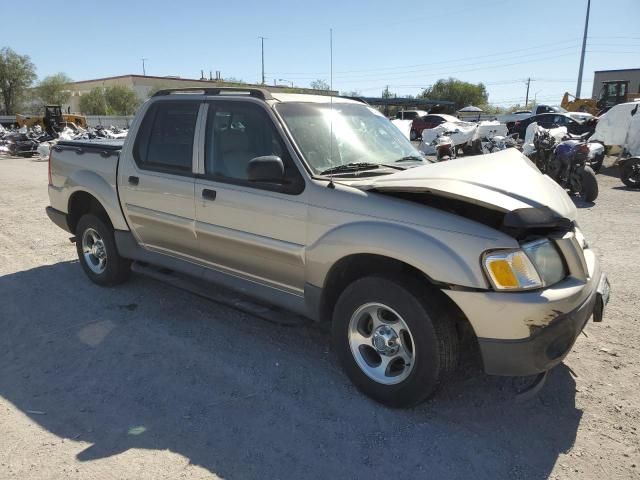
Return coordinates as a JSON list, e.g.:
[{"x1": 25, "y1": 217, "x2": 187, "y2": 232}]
[
  {"x1": 75, "y1": 214, "x2": 131, "y2": 286},
  {"x1": 577, "y1": 166, "x2": 599, "y2": 202},
  {"x1": 621, "y1": 159, "x2": 640, "y2": 188},
  {"x1": 332, "y1": 276, "x2": 459, "y2": 408}
]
